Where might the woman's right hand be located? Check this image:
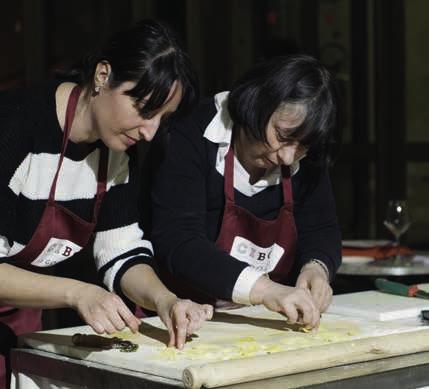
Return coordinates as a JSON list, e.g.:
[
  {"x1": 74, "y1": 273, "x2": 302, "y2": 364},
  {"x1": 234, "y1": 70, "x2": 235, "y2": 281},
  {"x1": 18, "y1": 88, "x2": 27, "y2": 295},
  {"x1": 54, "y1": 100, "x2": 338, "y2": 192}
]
[
  {"x1": 67, "y1": 283, "x2": 141, "y2": 335},
  {"x1": 249, "y1": 275, "x2": 320, "y2": 329}
]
